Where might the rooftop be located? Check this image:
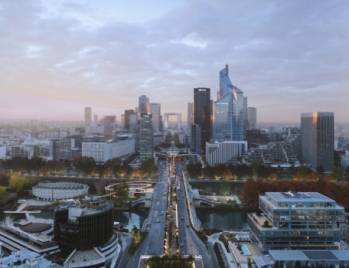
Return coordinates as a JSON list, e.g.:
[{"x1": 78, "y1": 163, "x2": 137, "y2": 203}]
[
  {"x1": 265, "y1": 192, "x2": 335, "y2": 203},
  {"x1": 269, "y1": 250, "x2": 349, "y2": 262}
]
